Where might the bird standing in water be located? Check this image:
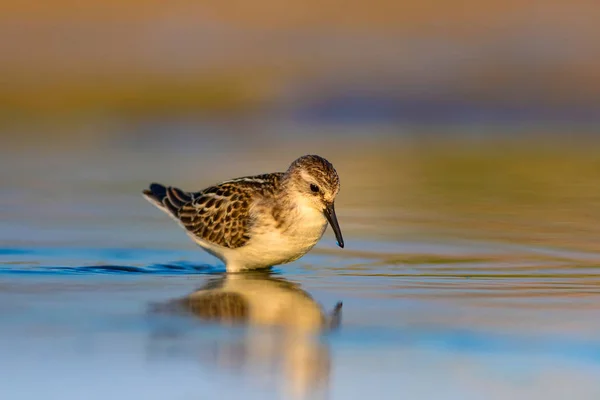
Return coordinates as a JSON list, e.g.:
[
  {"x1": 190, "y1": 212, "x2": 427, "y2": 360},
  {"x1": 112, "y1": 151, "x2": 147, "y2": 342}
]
[{"x1": 143, "y1": 155, "x2": 344, "y2": 272}]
